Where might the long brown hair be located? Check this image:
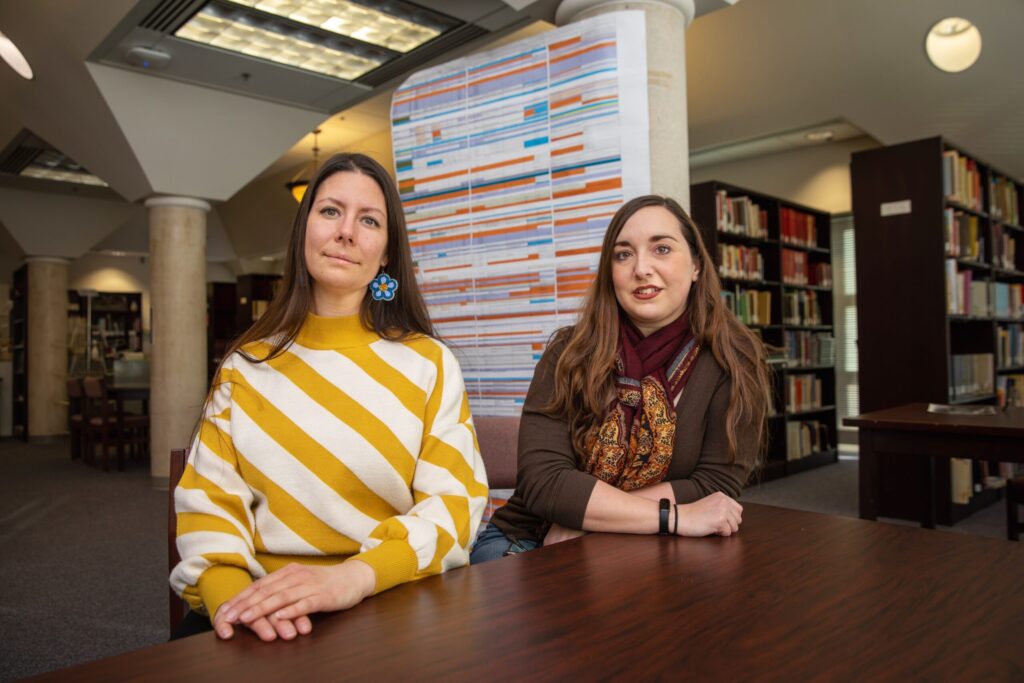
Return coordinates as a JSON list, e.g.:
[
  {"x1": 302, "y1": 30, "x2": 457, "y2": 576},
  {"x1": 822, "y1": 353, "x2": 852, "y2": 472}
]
[
  {"x1": 225, "y1": 152, "x2": 434, "y2": 369},
  {"x1": 545, "y1": 195, "x2": 770, "y2": 464}
]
